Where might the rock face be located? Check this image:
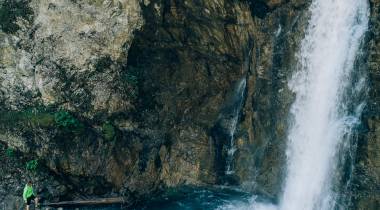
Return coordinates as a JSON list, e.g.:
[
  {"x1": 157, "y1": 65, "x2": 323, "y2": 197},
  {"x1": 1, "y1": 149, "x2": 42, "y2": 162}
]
[
  {"x1": 352, "y1": 0, "x2": 380, "y2": 209},
  {"x1": 0, "y1": 0, "x2": 378, "y2": 209}
]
